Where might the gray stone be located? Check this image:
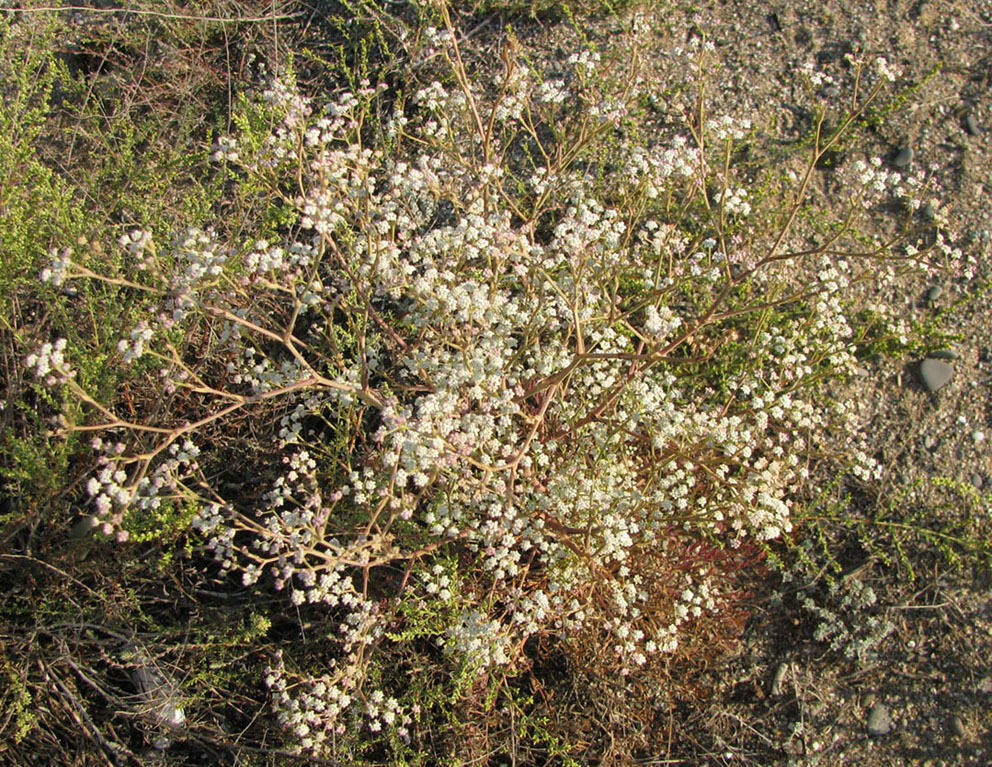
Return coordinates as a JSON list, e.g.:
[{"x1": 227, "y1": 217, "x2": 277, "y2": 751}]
[
  {"x1": 919, "y1": 358, "x2": 953, "y2": 392},
  {"x1": 927, "y1": 285, "x2": 943, "y2": 302},
  {"x1": 949, "y1": 714, "x2": 966, "y2": 738},
  {"x1": 928, "y1": 348, "x2": 958, "y2": 360},
  {"x1": 867, "y1": 702, "x2": 893, "y2": 736},
  {"x1": 894, "y1": 146, "x2": 913, "y2": 168},
  {"x1": 965, "y1": 113, "x2": 980, "y2": 136},
  {"x1": 972, "y1": 473, "x2": 984, "y2": 489}
]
